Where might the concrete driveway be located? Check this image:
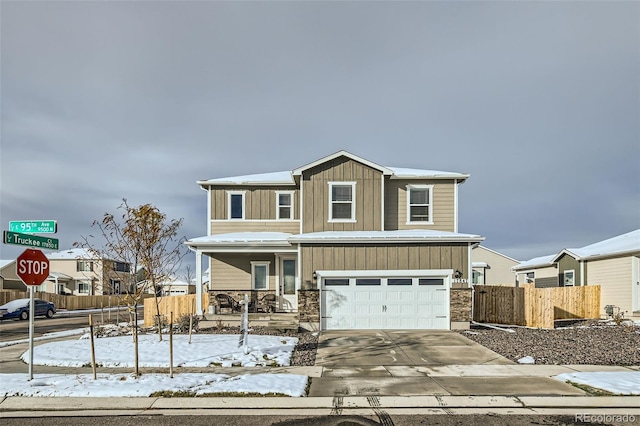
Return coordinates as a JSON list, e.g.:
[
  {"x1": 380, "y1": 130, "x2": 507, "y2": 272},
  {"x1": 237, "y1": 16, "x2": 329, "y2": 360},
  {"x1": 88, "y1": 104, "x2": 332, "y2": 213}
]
[
  {"x1": 315, "y1": 329, "x2": 513, "y2": 367},
  {"x1": 309, "y1": 330, "x2": 586, "y2": 397}
]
